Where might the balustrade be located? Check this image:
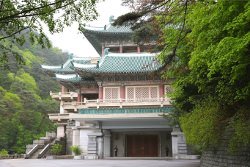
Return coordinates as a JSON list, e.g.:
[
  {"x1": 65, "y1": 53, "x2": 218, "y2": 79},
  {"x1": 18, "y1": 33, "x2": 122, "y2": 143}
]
[{"x1": 61, "y1": 98, "x2": 171, "y2": 110}]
